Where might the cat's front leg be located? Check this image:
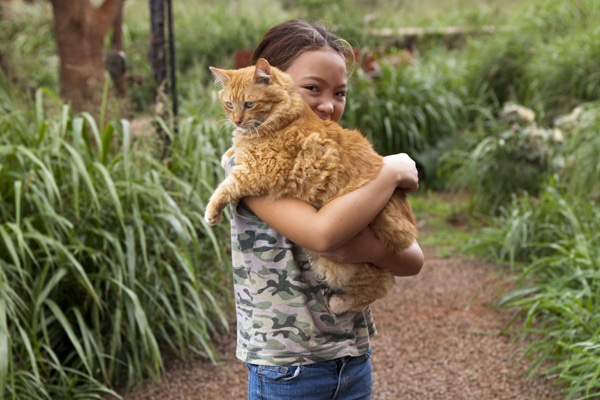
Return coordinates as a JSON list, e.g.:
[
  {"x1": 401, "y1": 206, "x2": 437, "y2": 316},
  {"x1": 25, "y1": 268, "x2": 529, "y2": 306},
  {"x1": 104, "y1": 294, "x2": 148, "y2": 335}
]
[{"x1": 205, "y1": 176, "x2": 238, "y2": 225}]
